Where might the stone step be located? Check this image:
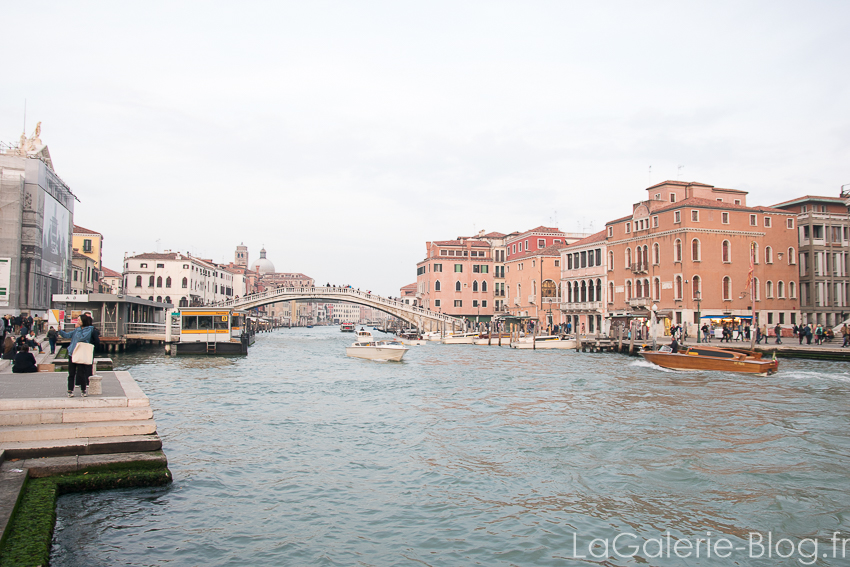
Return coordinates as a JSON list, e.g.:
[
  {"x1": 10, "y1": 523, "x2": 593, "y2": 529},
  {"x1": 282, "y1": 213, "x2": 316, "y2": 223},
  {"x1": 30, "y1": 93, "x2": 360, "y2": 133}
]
[
  {"x1": 0, "y1": 420, "x2": 157, "y2": 444},
  {"x1": 0, "y1": 433, "x2": 162, "y2": 460},
  {"x1": 0, "y1": 395, "x2": 149, "y2": 412},
  {"x1": 8, "y1": 450, "x2": 168, "y2": 479},
  {"x1": 0, "y1": 406, "x2": 153, "y2": 427}
]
